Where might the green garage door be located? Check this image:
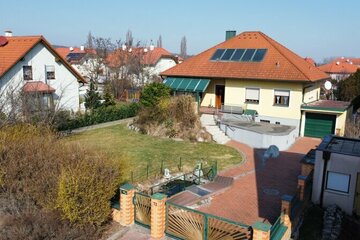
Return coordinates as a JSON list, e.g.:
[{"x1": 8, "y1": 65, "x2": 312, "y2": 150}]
[{"x1": 304, "y1": 113, "x2": 336, "y2": 138}]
